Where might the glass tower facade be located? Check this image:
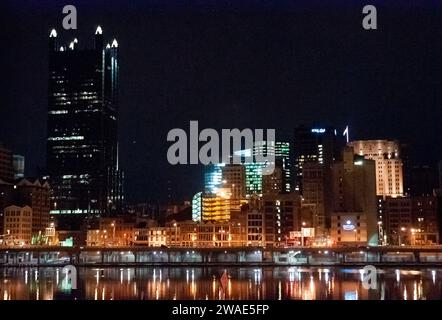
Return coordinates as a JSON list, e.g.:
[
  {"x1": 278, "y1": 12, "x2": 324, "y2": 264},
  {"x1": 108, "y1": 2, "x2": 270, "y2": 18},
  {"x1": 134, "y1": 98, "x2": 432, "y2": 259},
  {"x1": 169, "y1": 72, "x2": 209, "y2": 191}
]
[
  {"x1": 293, "y1": 126, "x2": 343, "y2": 193},
  {"x1": 234, "y1": 141, "x2": 291, "y2": 195},
  {"x1": 192, "y1": 192, "x2": 202, "y2": 222},
  {"x1": 46, "y1": 27, "x2": 123, "y2": 216},
  {"x1": 204, "y1": 163, "x2": 224, "y2": 195}
]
